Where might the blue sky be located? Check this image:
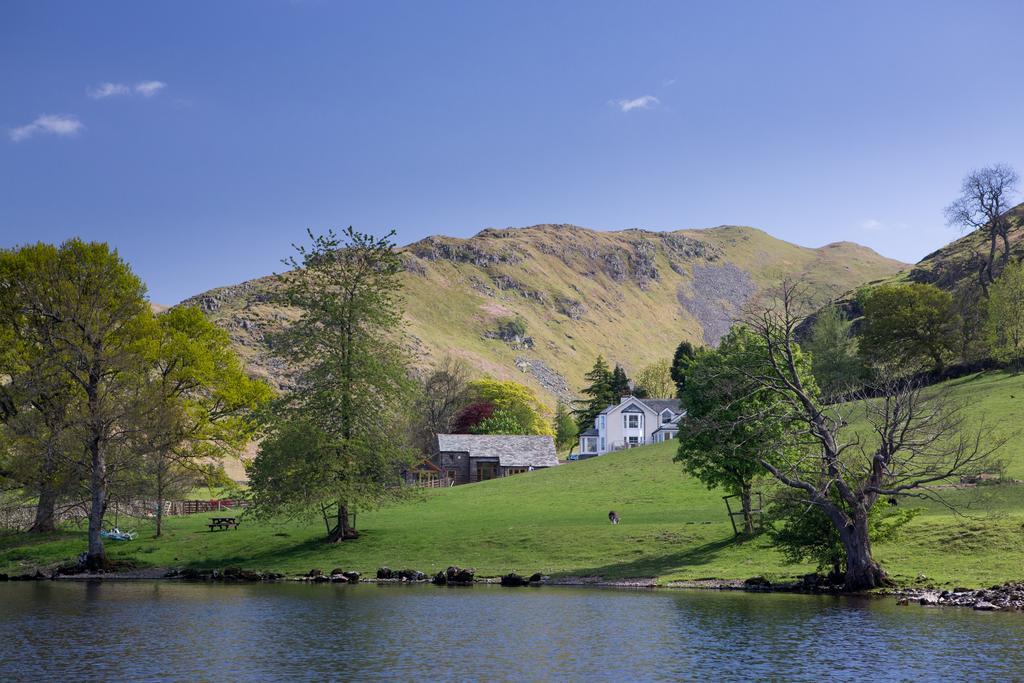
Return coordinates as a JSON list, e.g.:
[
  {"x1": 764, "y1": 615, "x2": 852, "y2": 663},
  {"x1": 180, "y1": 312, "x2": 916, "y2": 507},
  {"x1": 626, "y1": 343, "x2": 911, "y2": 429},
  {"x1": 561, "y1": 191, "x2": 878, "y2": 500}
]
[{"x1": 2, "y1": 1, "x2": 1023, "y2": 304}]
